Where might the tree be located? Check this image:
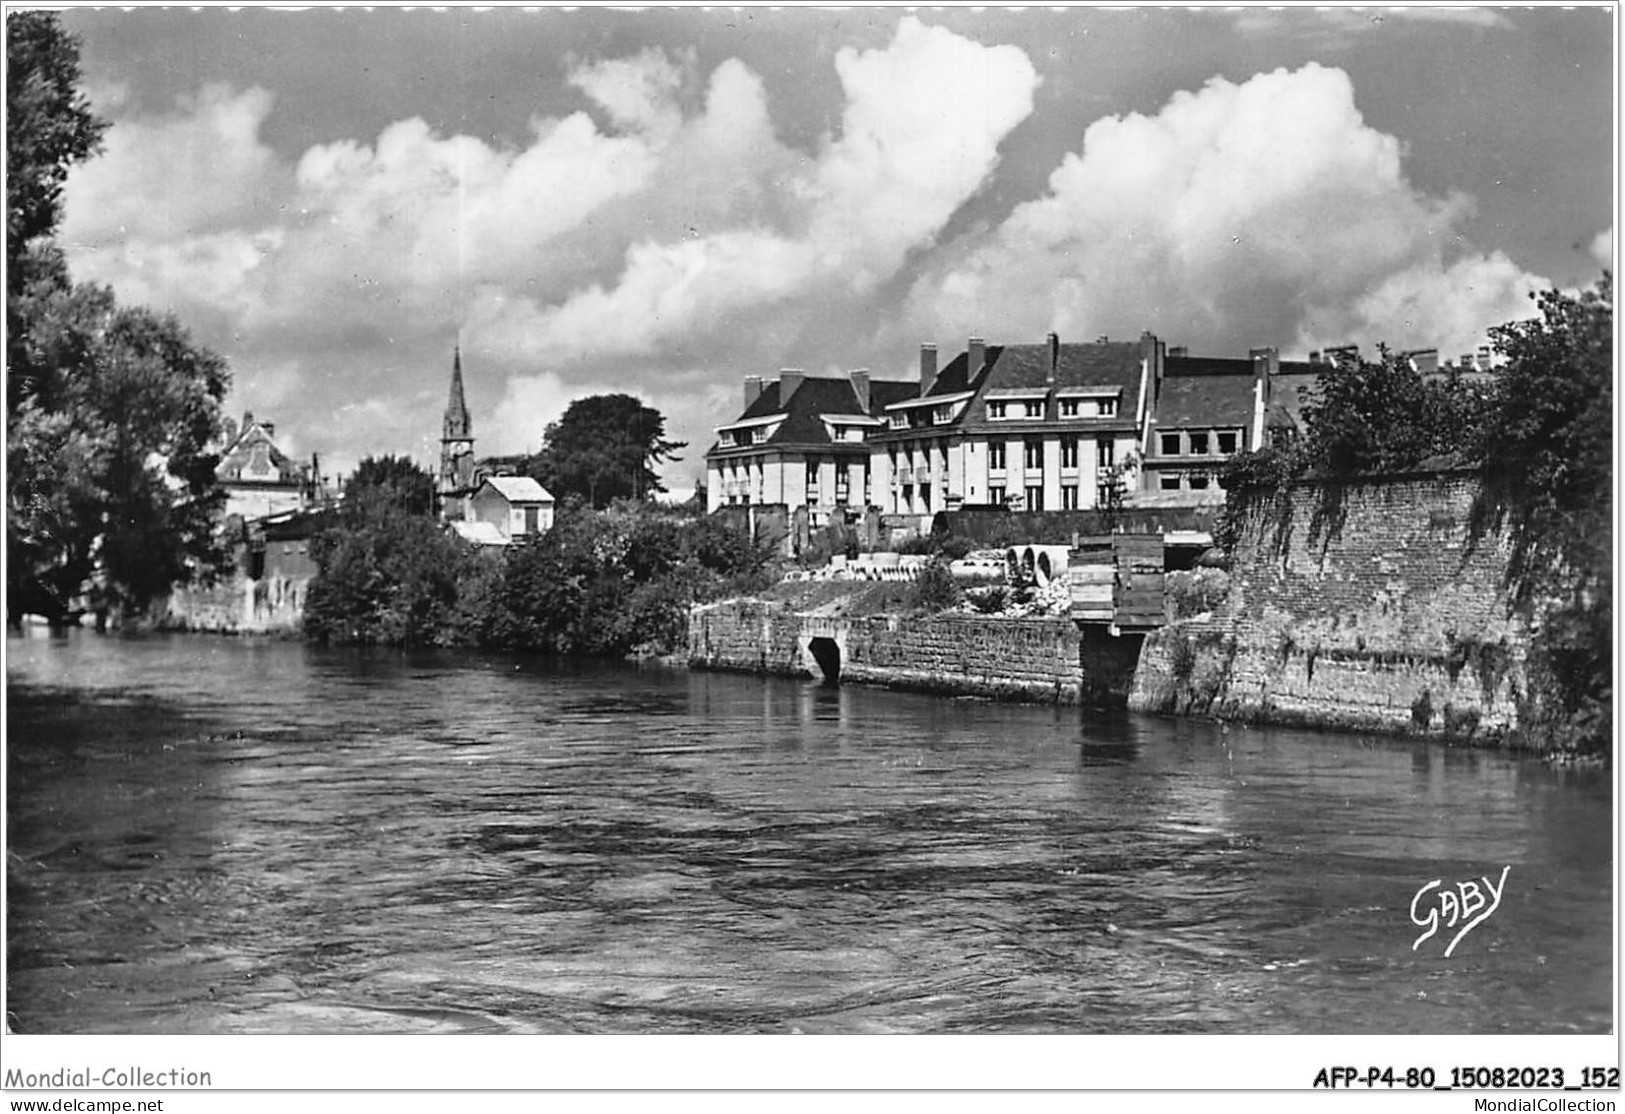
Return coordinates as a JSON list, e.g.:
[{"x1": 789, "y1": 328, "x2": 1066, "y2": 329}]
[
  {"x1": 345, "y1": 455, "x2": 435, "y2": 517},
  {"x1": 527, "y1": 394, "x2": 685, "y2": 509},
  {"x1": 7, "y1": 11, "x2": 108, "y2": 402},
  {"x1": 8, "y1": 286, "x2": 232, "y2": 625},
  {"x1": 1474, "y1": 275, "x2": 1612, "y2": 751},
  {"x1": 304, "y1": 499, "x2": 480, "y2": 646},
  {"x1": 6, "y1": 15, "x2": 232, "y2": 627}
]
